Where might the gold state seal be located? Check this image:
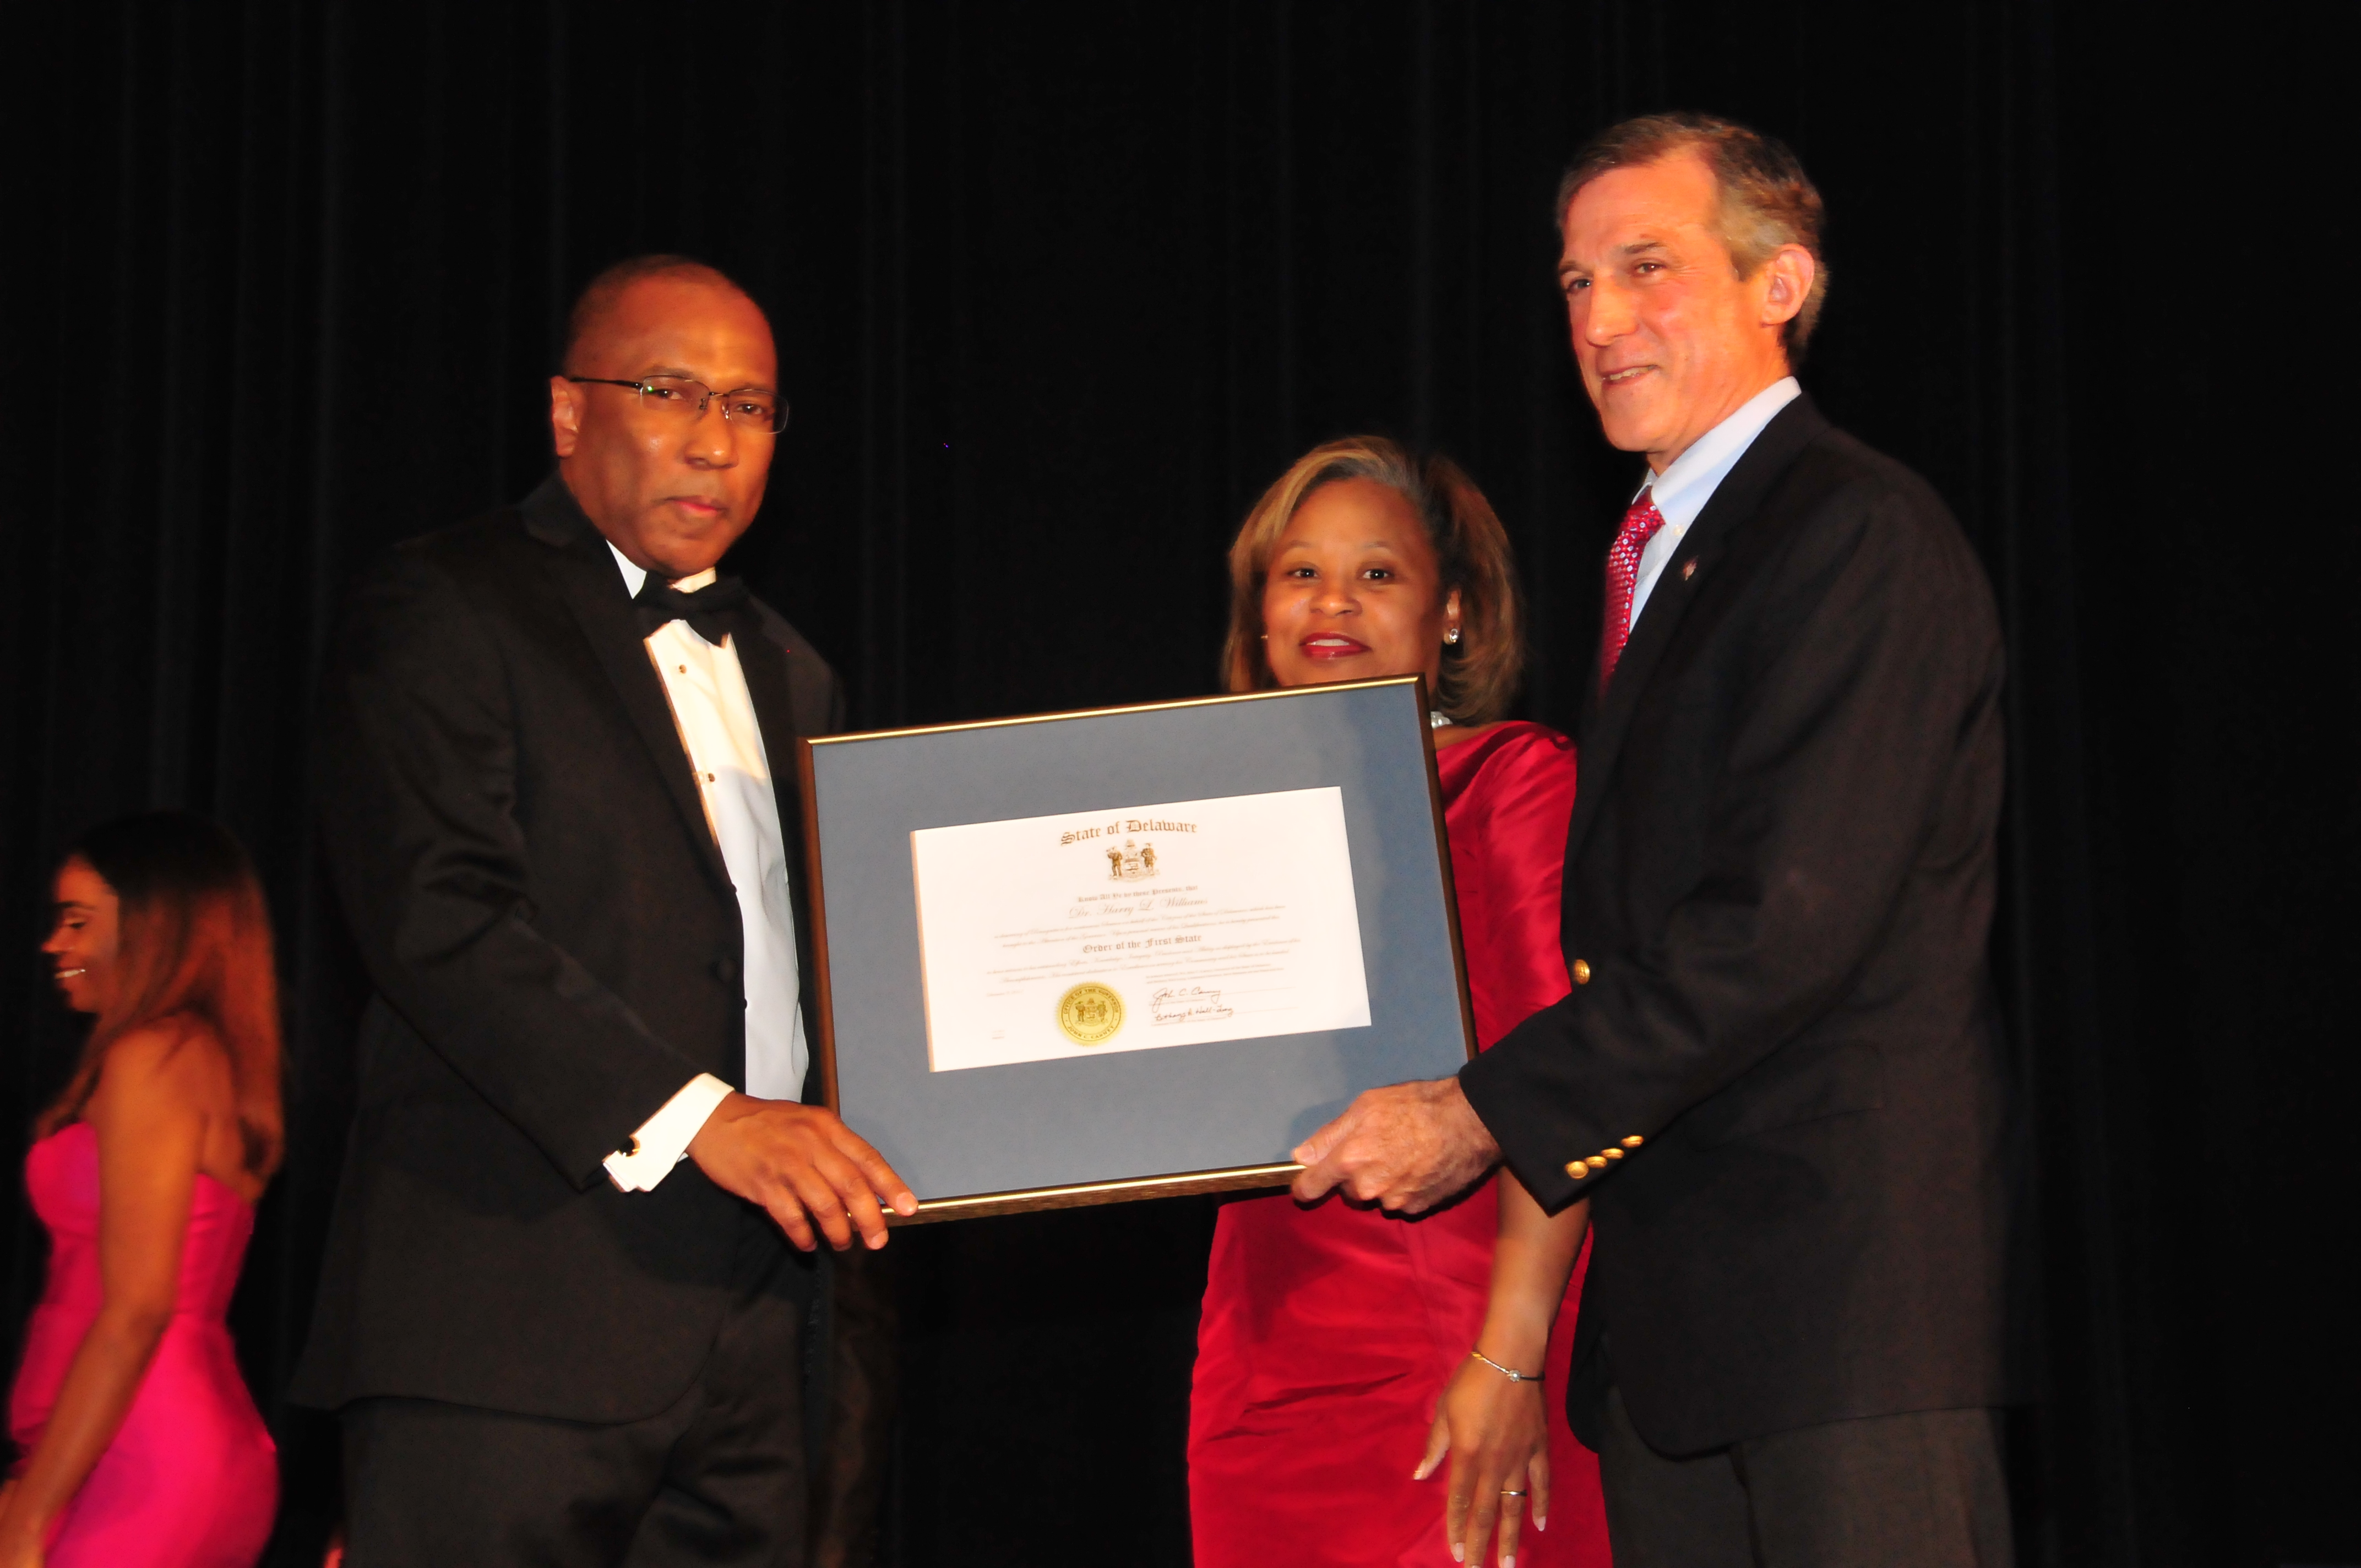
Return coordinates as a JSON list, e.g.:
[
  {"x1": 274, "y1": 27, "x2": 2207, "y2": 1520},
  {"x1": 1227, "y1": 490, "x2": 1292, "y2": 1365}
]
[{"x1": 1057, "y1": 982, "x2": 1124, "y2": 1046}]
